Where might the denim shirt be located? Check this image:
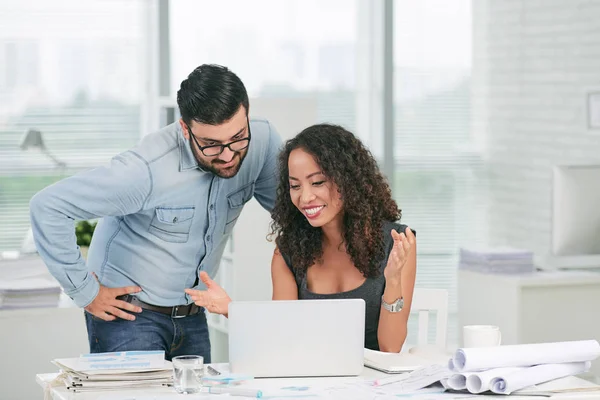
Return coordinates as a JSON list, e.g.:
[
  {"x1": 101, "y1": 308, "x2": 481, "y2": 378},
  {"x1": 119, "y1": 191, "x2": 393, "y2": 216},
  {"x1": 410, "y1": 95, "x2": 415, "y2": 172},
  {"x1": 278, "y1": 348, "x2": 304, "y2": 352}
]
[{"x1": 29, "y1": 118, "x2": 282, "y2": 308}]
